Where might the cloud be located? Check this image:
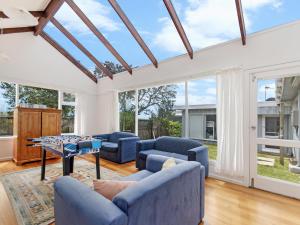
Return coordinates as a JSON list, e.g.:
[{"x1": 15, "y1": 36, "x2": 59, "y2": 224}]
[
  {"x1": 55, "y1": 0, "x2": 120, "y2": 34},
  {"x1": 153, "y1": 0, "x2": 283, "y2": 53},
  {"x1": 189, "y1": 95, "x2": 216, "y2": 105},
  {"x1": 206, "y1": 87, "x2": 216, "y2": 95}
]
